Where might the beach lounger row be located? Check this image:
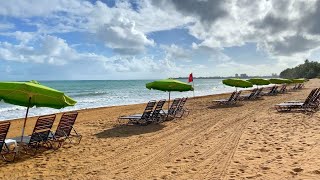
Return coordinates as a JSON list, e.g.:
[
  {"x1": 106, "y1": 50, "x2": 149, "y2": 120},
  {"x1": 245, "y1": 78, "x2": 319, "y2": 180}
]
[
  {"x1": 212, "y1": 83, "x2": 300, "y2": 106},
  {"x1": 0, "y1": 111, "x2": 81, "y2": 161},
  {"x1": 118, "y1": 97, "x2": 189, "y2": 125},
  {"x1": 292, "y1": 83, "x2": 304, "y2": 90}
]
